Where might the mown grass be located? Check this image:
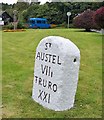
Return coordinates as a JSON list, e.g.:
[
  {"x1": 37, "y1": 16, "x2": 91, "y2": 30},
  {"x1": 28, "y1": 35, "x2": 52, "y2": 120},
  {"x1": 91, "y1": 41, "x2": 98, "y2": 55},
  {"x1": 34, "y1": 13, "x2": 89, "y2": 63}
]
[
  {"x1": 0, "y1": 30, "x2": 2, "y2": 120},
  {"x1": 2, "y1": 29, "x2": 102, "y2": 118}
]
